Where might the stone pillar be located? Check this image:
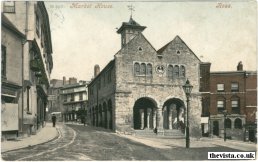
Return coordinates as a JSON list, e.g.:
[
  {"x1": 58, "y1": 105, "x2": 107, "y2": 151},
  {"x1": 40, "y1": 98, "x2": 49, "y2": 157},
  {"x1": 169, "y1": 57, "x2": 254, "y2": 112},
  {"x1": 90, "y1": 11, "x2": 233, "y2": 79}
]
[
  {"x1": 168, "y1": 108, "x2": 172, "y2": 129},
  {"x1": 102, "y1": 111, "x2": 105, "y2": 128},
  {"x1": 153, "y1": 109, "x2": 157, "y2": 129},
  {"x1": 107, "y1": 110, "x2": 110, "y2": 129},
  {"x1": 156, "y1": 107, "x2": 164, "y2": 135},
  {"x1": 140, "y1": 109, "x2": 144, "y2": 129},
  {"x1": 147, "y1": 108, "x2": 152, "y2": 129}
]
